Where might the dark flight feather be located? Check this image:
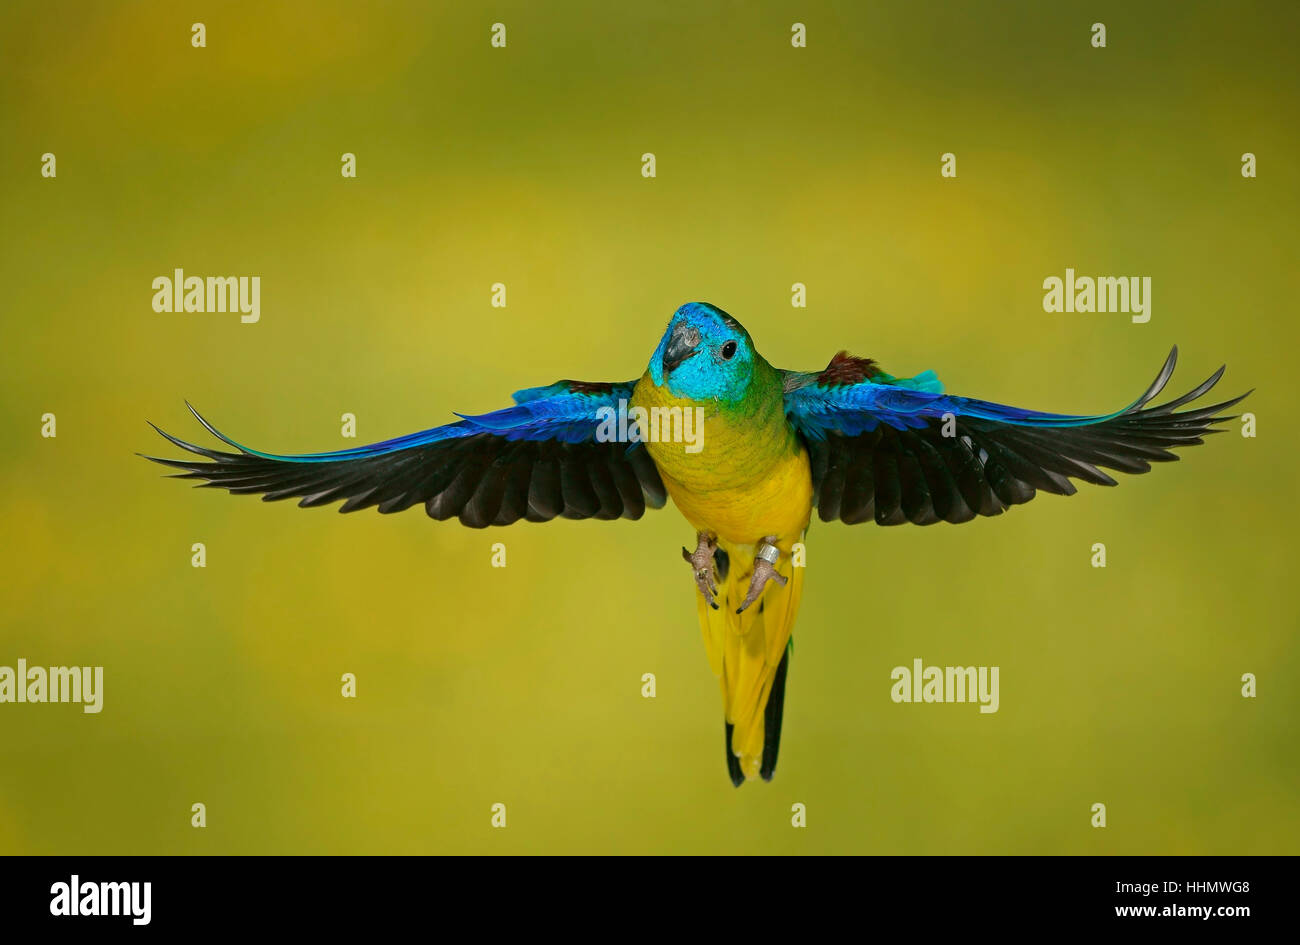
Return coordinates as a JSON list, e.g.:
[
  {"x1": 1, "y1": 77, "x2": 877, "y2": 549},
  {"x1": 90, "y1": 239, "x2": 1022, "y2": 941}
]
[
  {"x1": 144, "y1": 383, "x2": 667, "y2": 528},
  {"x1": 784, "y1": 347, "x2": 1249, "y2": 526}
]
